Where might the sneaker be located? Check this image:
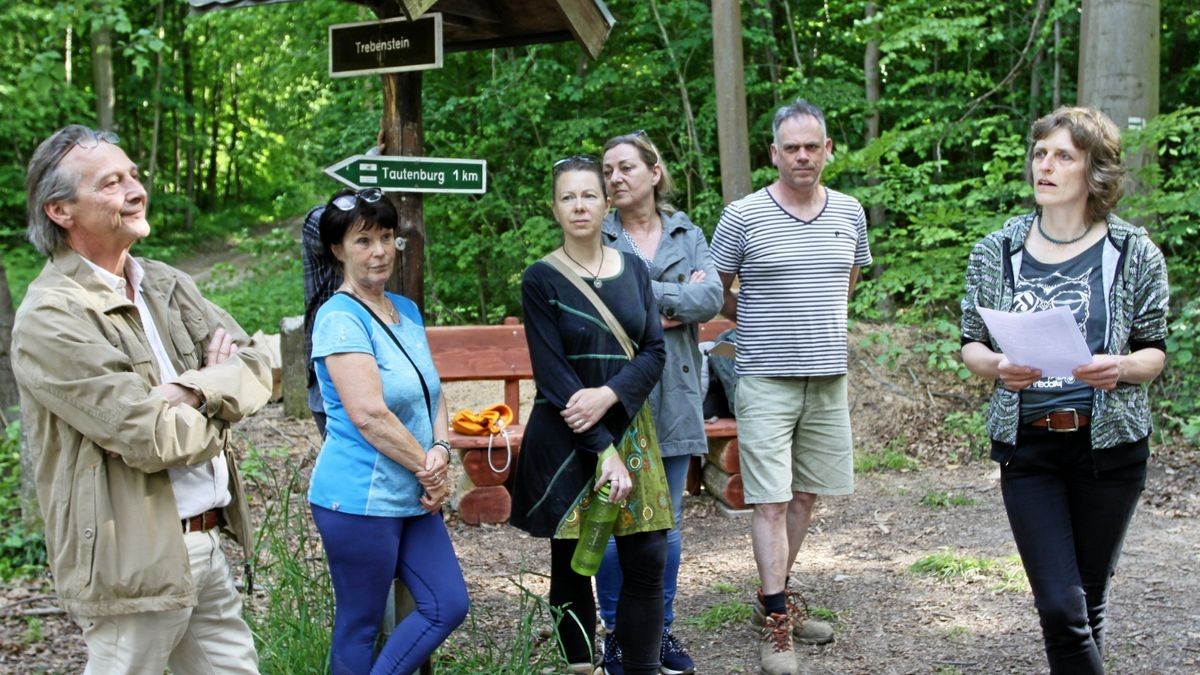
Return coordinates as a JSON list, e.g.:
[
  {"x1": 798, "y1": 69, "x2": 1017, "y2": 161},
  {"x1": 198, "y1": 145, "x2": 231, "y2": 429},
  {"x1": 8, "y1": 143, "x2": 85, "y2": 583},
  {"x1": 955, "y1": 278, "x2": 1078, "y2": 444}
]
[
  {"x1": 593, "y1": 632, "x2": 624, "y2": 675},
  {"x1": 752, "y1": 588, "x2": 835, "y2": 645},
  {"x1": 659, "y1": 628, "x2": 695, "y2": 675},
  {"x1": 758, "y1": 611, "x2": 799, "y2": 675}
]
